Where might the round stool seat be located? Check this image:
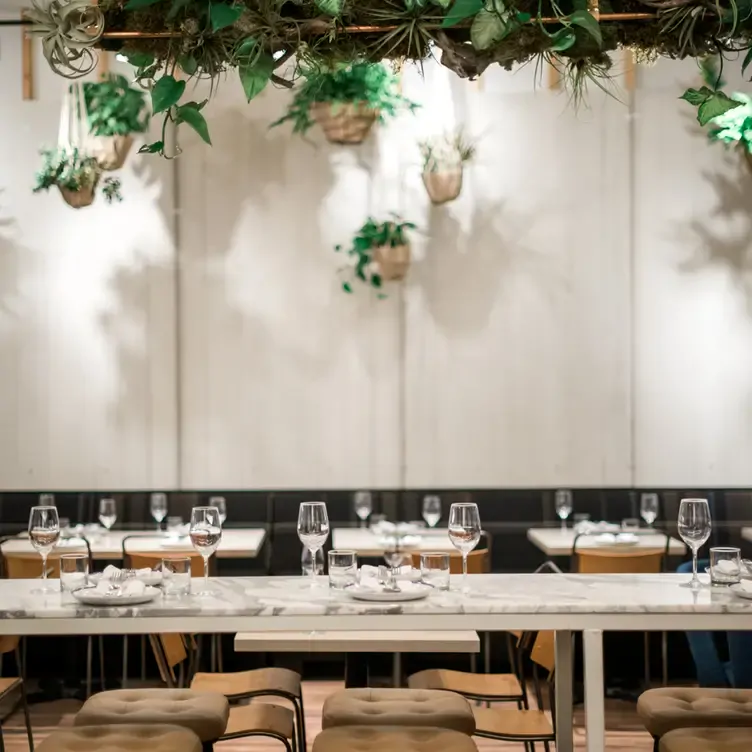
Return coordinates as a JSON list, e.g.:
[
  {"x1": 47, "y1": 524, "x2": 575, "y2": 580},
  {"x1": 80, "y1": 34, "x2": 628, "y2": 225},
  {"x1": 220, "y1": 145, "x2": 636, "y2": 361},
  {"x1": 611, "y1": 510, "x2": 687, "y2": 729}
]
[
  {"x1": 37, "y1": 724, "x2": 202, "y2": 752},
  {"x1": 313, "y1": 726, "x2": 478, "y2": 752},
  {"x1": 661, "y1": 728, "x2": 752, "y2": 752}
]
